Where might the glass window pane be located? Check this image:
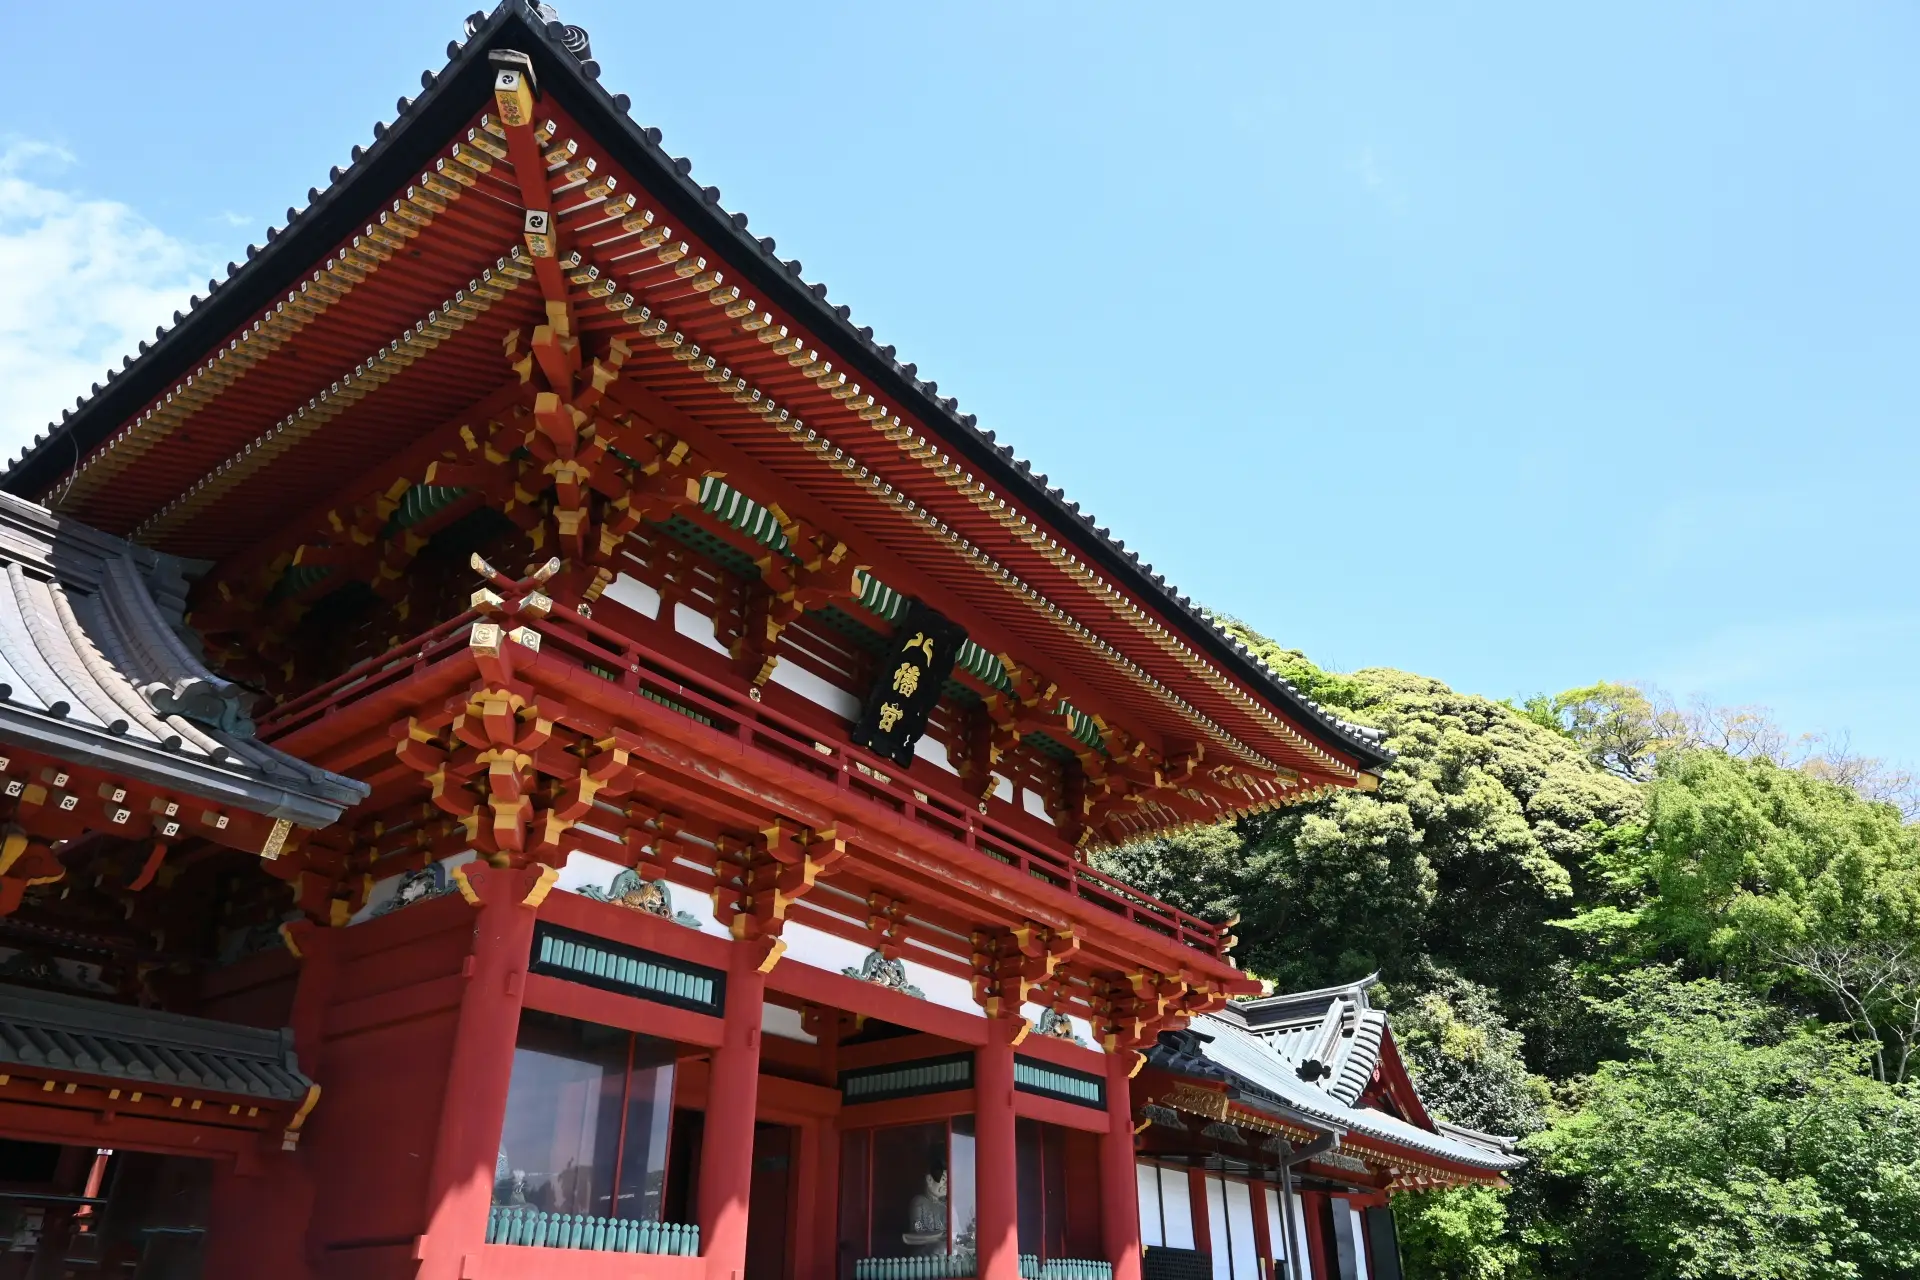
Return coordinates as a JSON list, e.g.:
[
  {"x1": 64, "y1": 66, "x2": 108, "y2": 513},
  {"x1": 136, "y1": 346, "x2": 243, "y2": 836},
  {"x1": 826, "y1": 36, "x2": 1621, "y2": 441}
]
[
  {"x1": 949, "y1": 1117, "x2": 976, "y2": 1255},
  {"x1": 839, "y1": 1130, "x2": 872, "y2": 1278},
  {"x1": 614, "y1": 1041, "x2": 678, "y2": 1222},
  {"x1": 870, "y1": 1122, "x2": 950, "y2": 1257},
  {"x1": 1262, "y1": 1184, "x2": 1286, "y2": 1262},
  {"x1": 1015, "y1": 1118, "x2": 1044, "y2": 1256},
  {"x1": 494, "y1": 1012, "x2": 678, "y2": 1222}
]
